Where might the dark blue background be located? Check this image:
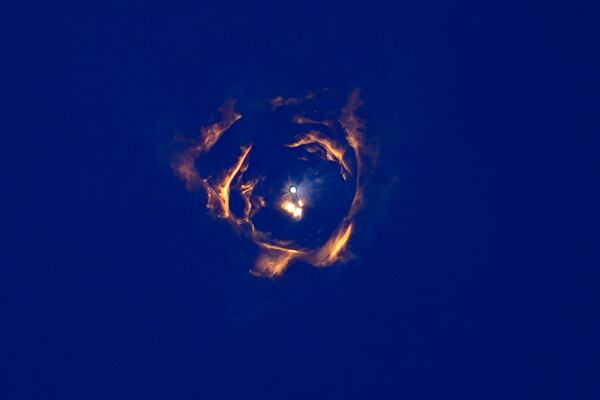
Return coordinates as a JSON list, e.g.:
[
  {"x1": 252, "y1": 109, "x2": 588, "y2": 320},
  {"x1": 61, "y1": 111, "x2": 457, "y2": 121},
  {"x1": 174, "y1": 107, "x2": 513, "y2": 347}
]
[{"x1": 3, "y1": 1, "x2": 599, "y2": 398}]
